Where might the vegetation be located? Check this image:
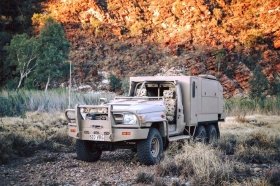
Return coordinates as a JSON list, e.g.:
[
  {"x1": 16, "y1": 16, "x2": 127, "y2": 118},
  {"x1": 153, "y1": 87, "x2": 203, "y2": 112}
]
[
  {"x1": 0, "y1": 112, "x2": 74, "y2": 163},
  {"x1": 0, "y1": 90, "x2": 115, "y2": 117},
  {"x1": 35, "y1": 19, "x2": 70, "y2": 91},
  {"x1": 138, "y1": 115, "x2": 280, "y2": 185},
  {"x1": 249, "y1": 66, "x2": 269, "y2": 100},
  {"x1": 4, "y1": 18, "x2": 70, "y2": 90},
  {"x1": 5, "y1": 34, "x2": 39, "y2": 89},
  {"x1": 225, "y1": 96, "x2": 280, "y2": 116},
  {"x1": 109, "y1": 74, "x2": 122, "y2": 92},
  {"x1": 0, "y1": 89, "x2": 279, "y2": 117}
]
